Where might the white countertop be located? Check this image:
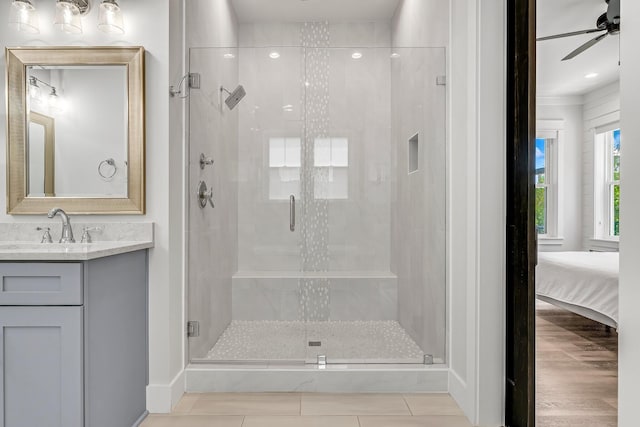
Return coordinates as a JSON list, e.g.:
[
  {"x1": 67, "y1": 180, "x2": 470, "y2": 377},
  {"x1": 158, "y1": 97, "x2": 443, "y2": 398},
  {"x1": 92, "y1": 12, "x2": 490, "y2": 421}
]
[
  {"x1": 0, "y1": 241, "x2": 154, "y2": 261},
  {"x1": 0, "y1": 222, "x2": 154, "y2": 261}
]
